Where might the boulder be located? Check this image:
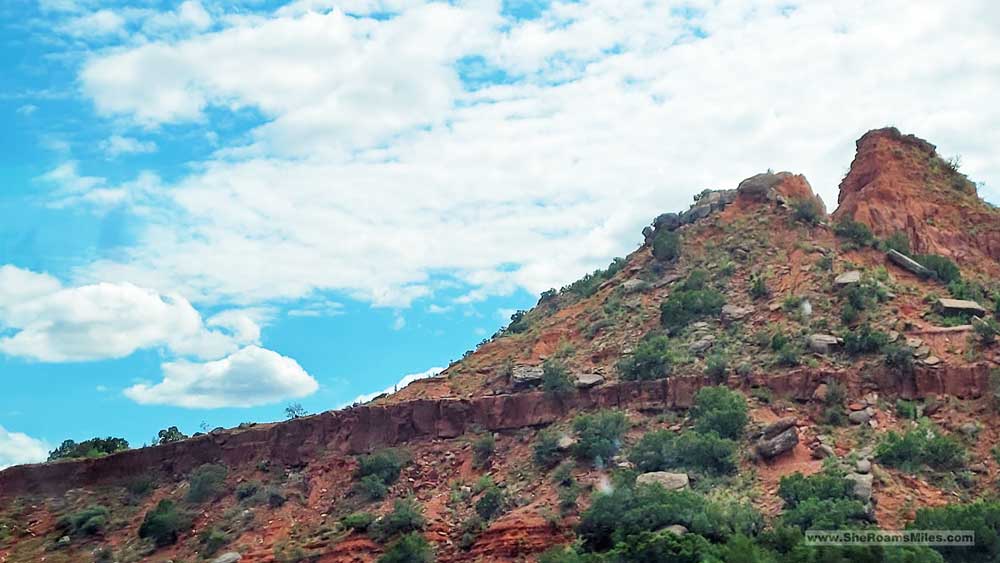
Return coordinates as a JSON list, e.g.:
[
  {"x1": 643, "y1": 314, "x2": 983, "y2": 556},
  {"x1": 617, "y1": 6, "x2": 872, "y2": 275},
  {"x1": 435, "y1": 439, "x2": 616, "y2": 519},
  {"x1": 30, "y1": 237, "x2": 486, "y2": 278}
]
[
  {"x1": 846, "y1": 472, "x2": 873, "y2": 503},
  {"x1": 969, "y1": 462, "x2": 988, "y2": 474},
  {"x1": 213, "y1": 554, "x2": 242, "y2": 563},
  {"x1": 848, "y1": 410, "x2": 871, "y2": 425},
  {"x1": 921, "y1": 355, "x2": 941, "y2": 367},
  {"x1": 663, "y1": 524, "x2": 688, "y2": 536},
  {"x1": 959, "y1": 422, "x2": 980, "y2": 437},
  {"x1": 573, "y1": 373, "x2": 605, "y2": 389},
  {"x1": 811, "y1": 444, "x2": 836, "y2": 459},
  {"x1": 721, "y1": 304, "x2": 753, "y2": 322},
  {"x1": 737, "y1": 172, "x2": 783, "y2": 201},
  {"x1": 642, "y1": 225, "x2": 655, "y2": 242},
  {"x1": 886, "y1": 249, "x2": 931, "y2": 277},
  {"x1": 556, "y1": 435, "x2": 577, "y2": 451},
  {"x1": 653, "y1": 212, "x2": 682, "y2": 232},
  {"x1": 688, "y1": 335, "x2": 716, "y2": 354},
  {"x1": 812, "y1": 383, "x2": 829, "y2": 403},
  {"x1": 761, "y1": 417, "x2": 797, "y2": 440},
  {"x1": 807, "y1": 334, "x2": 841, "y2": 354},
  {"x1": 834, "y1": 270, "x2": 862, "y2": 286},
  {"x1": 681, "y1": 204, "x2": 713, "y2": 224},
  {"x1": 755, "y1": 427, "x2": 799, "y2": 459},
  {"x1": 855, "y1": 459, "x2": 871, "y2": 474},
  {"x1": 511, "y1": 366, "x2": 544, "y2": 386},
  {"x1": 936, "y1": 298, "x2": 987, "y2": 316},
  {"x1": 636, "y1": 471, "x2": 690, "y2": 491}
]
